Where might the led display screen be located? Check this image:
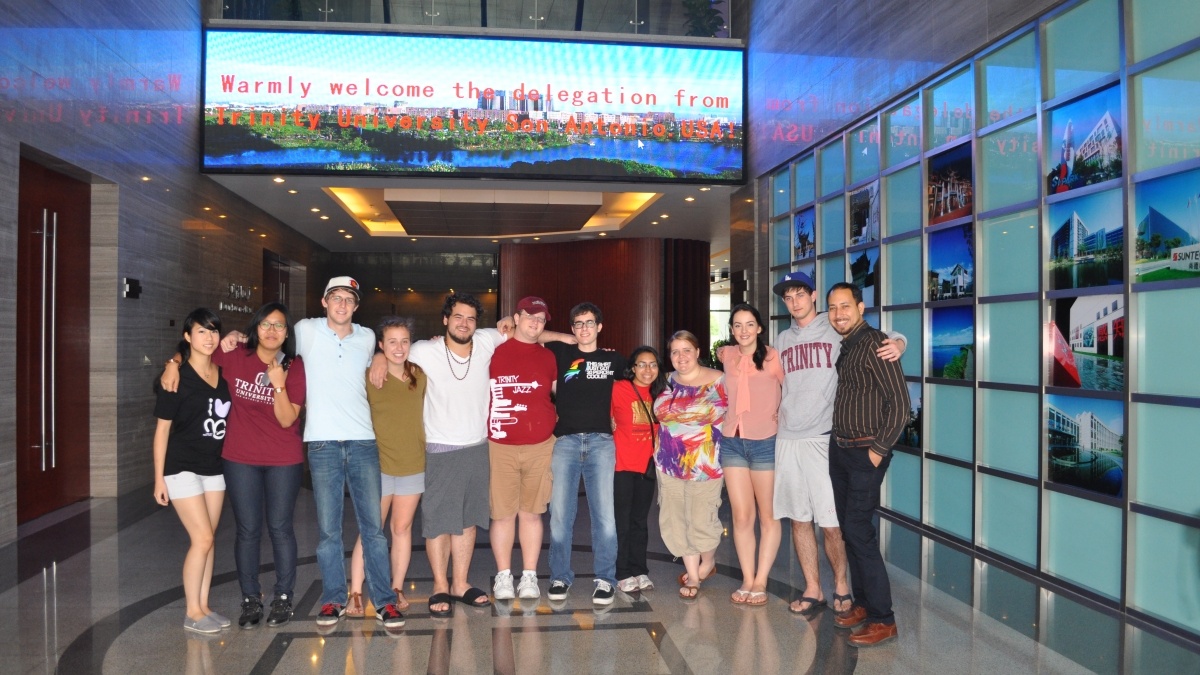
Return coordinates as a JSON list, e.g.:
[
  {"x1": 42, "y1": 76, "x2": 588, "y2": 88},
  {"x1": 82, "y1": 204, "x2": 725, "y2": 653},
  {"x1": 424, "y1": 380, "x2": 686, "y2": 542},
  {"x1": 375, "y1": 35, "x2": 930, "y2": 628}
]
[{"x1": 202, "y1": 29, "x2": 745, "y2": 183}]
